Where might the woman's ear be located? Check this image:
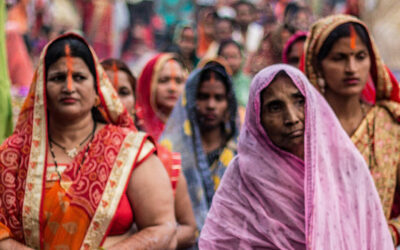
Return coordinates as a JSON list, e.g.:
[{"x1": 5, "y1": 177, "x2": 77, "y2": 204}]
[{"x1": 94, "y1": 95, "x2": 101, "y2": 107}]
